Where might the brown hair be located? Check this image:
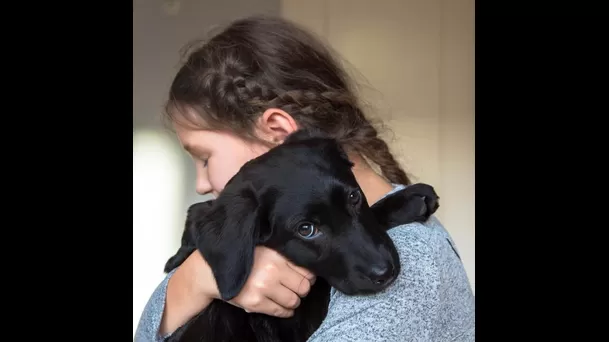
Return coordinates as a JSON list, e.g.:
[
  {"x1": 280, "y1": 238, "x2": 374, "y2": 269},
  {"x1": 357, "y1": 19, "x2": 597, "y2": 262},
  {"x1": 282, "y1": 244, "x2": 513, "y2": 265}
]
[{"x1": 164, "y1": 15, "x2": 411, "y2": 185}]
